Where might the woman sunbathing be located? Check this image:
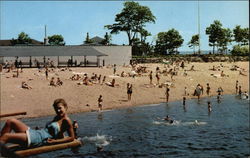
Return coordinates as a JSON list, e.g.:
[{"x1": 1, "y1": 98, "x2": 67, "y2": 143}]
[
  {"x1": 21, "y1": 81, "x2": 32, "y2": 89},
  {"x1": 0, "y1": 99, "x2": 75, "y2": 148},
  {"x1": 239, "y1": 70, "x2": 247, "y2": 76}
]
